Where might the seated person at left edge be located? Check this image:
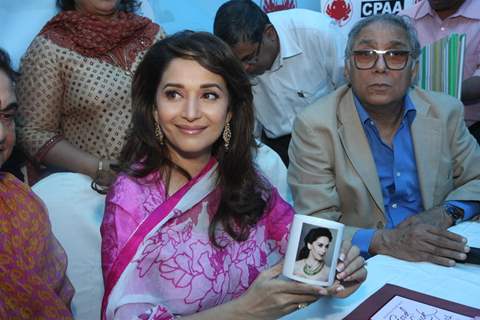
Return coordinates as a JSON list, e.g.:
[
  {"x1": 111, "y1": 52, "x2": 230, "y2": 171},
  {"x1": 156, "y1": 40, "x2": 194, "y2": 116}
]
[{"x1": 0, "y1": 48, "x2": 74, "y2": 319}]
